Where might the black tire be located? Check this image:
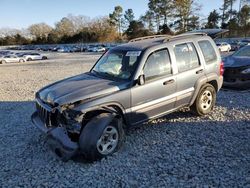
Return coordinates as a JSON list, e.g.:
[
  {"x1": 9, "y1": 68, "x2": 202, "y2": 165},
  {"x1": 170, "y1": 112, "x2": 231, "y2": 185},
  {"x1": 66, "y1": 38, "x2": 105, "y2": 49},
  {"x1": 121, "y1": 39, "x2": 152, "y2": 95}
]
[
  {"x1": 1, "y1": 60, "x2": 6, "y2": 64},
  {"x1": 42, "y1": 56, "x2": 47, "y2": 60},
  {"x1": 191, "y1": 83, "x2": 216, "y2": 116},
  {"x1": 79, "y1": 113, "x2": 125, "y2": 161},
  {"x1": 27, "y1": 58, "x2": 32, "y2": 61}
]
